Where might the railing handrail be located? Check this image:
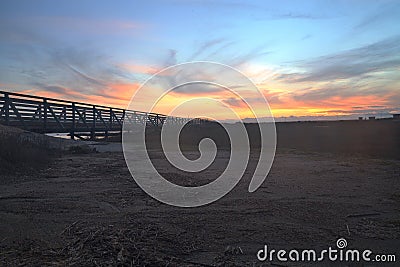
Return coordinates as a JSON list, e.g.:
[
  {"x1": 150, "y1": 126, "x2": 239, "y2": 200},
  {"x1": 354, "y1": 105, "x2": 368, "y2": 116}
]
[{"x1": 0, "y1": 89, "x2": 171, "y2": 118}]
